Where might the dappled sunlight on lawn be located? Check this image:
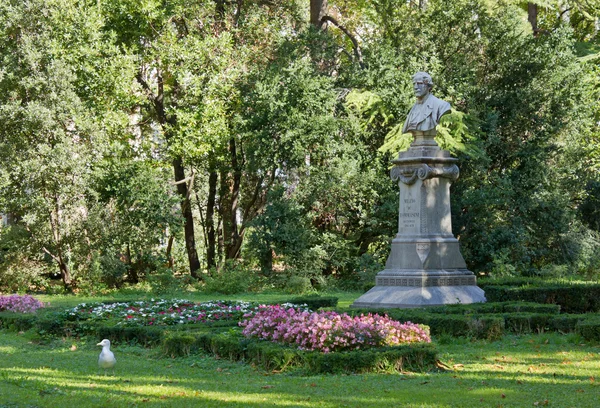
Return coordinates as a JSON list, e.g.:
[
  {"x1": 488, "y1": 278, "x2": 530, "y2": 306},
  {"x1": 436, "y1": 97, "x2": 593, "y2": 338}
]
[{"x1": 2, "y1": 331, "x2": 600, "y2": 407}]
